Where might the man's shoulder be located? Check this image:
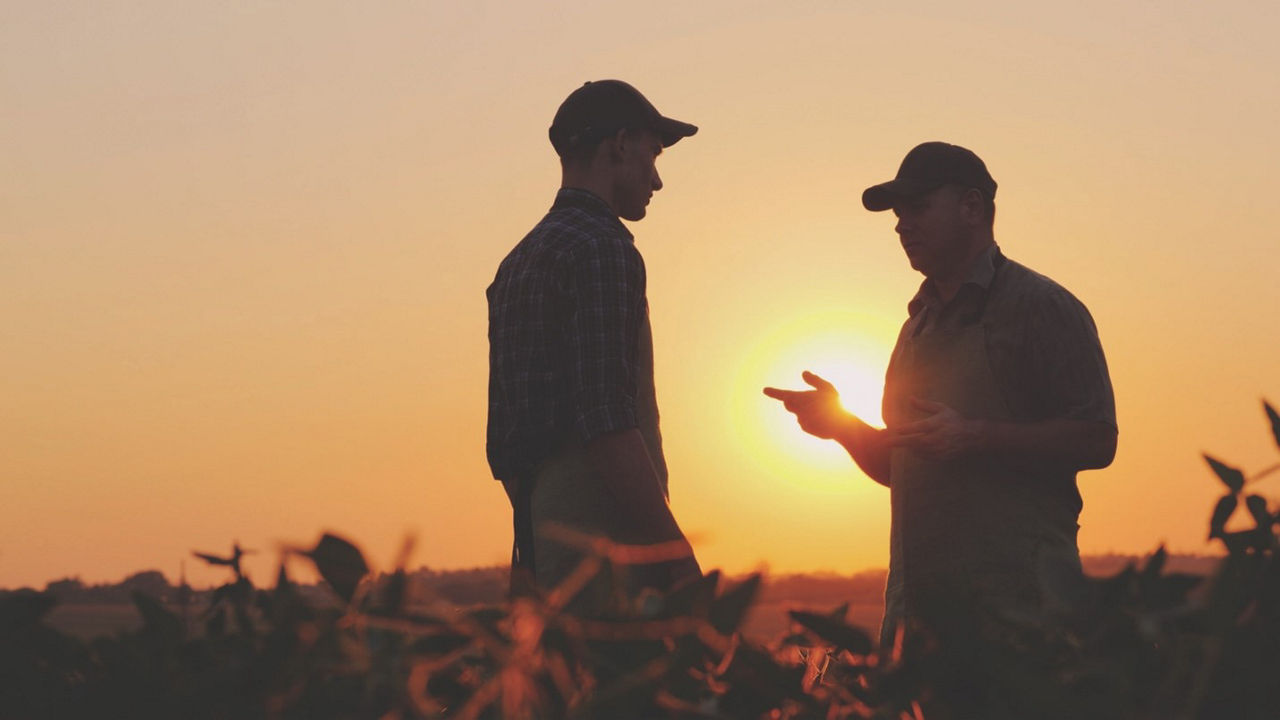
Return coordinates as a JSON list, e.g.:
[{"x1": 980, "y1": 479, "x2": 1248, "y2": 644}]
[
  {"x1": 986, "y1": 255, "x2": 1106, "y2": 343},
  {"x1": 490, "y1": 210, "x2": 642, "y2": 301},
  {"x1": 520, "y1": 206, "x2": 636, "y2": 260},
  {"x1": 497, "y1": 209, "x2": 625, "y2": 272},
  {"x1": 995, "y1": 256, "x2": 1091, "y2": 313}
]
